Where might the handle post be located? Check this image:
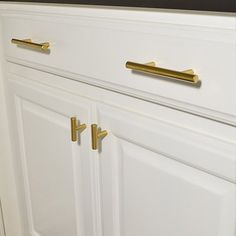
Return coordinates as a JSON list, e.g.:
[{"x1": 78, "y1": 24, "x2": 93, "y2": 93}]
[{"x1": 91, "y1": 124, "x2": 108, "y2": 150}]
